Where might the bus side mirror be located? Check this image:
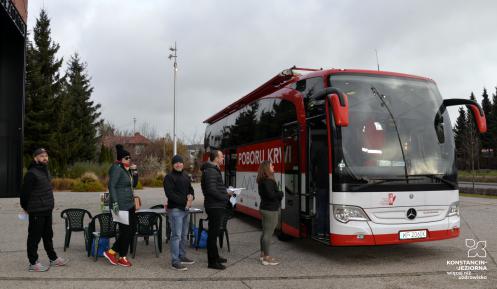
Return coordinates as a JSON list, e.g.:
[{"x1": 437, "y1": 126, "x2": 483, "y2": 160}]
[
  {"x1": 468, "y1": 104, "x2": 487, "y2": 133},
  {"x1": 329, "y1": 92, "x2": 349, "y2": 127},
  {"x1": 439, "y1": 99, "x2": 487, "y2": 133}
]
